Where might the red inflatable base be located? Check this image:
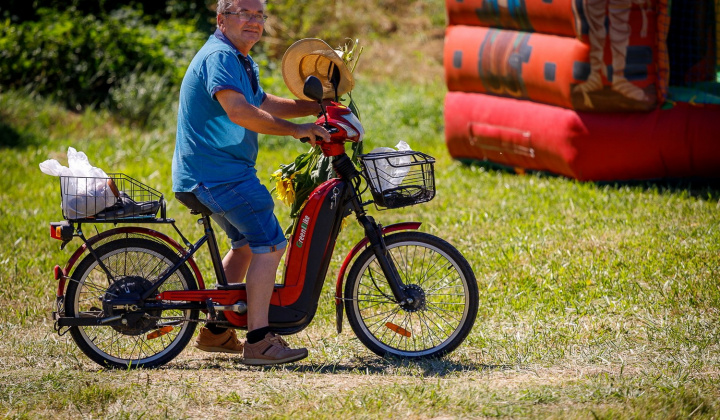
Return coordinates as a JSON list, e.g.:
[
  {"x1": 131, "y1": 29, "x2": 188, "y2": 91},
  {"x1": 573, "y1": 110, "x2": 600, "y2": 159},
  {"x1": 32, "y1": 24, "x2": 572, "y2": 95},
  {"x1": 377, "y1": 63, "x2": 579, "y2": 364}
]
[{"x1": 445, "y1": 92, "x2": 720, "y2": 181}]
